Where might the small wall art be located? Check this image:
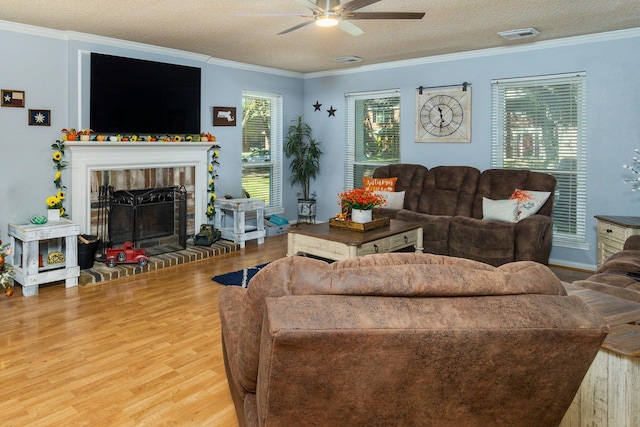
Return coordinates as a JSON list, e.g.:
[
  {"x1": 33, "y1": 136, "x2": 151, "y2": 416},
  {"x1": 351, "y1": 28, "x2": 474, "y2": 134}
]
[
  {"x1": 2, "y1": 89, "x2": 25, "y2": 107},
  {"x1": 213, "y1": 106, "x2": 236, "y2": 126},
  {"x1": 28, "y1": 109, "x2": 51, "y2": 126}
]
